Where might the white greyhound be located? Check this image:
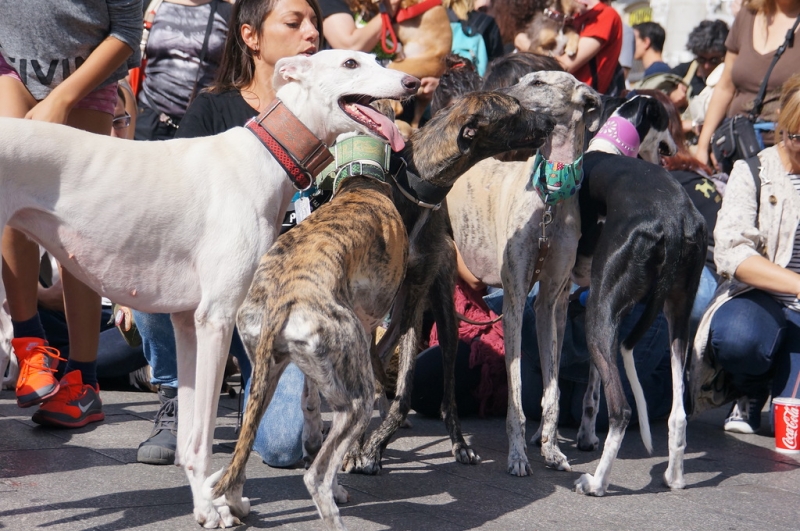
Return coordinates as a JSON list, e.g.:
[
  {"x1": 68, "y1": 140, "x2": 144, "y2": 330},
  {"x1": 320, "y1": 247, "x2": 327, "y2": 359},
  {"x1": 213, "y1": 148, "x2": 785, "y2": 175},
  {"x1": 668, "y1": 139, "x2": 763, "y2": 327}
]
[{"x1": 0, "y1": 50, "x2": 418, "y2": 528}]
